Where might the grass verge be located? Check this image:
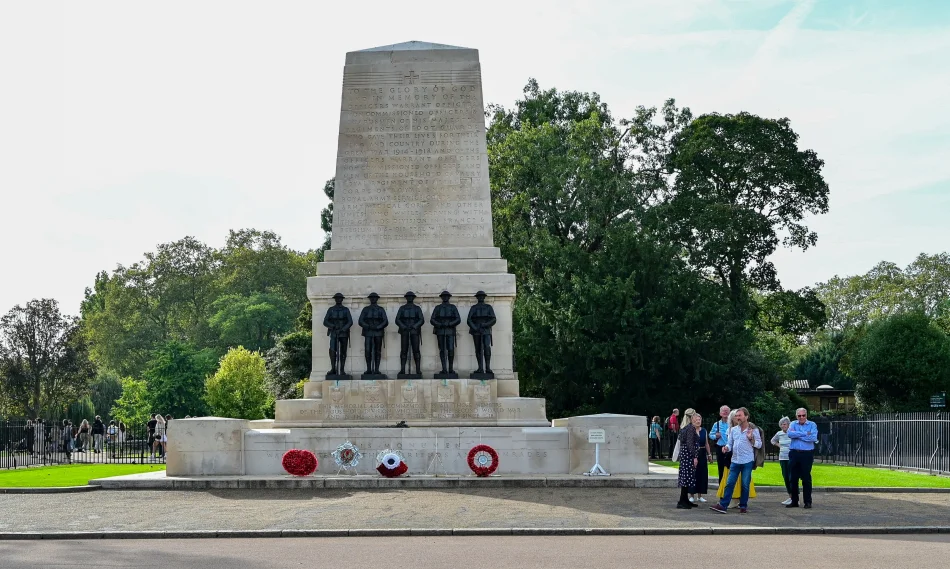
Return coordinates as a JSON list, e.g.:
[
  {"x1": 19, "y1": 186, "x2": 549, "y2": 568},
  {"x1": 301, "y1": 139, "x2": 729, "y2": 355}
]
[
  {"x1": 654, "y1": 460, "x2": 950, "y2": 488},
  {"x1": 0, "y1": 464, "x2": 166, "y2": 488}
]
